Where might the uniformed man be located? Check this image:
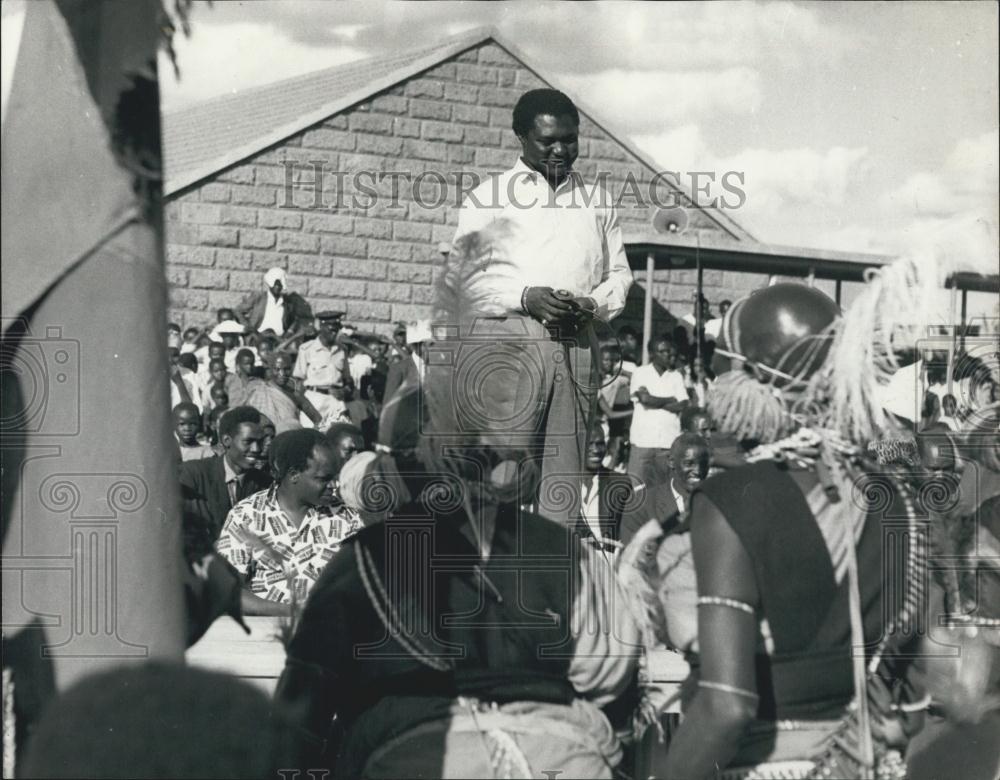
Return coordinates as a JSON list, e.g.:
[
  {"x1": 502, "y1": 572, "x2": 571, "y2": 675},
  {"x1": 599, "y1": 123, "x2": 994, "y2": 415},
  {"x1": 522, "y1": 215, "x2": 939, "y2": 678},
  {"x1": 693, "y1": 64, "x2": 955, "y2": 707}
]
[
  {"x1": 293, "y1": 310, "x2": 352, "y2": 427},
  {"x1": 389, "y1": 321, "x2": 409, "y2": 363}
]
